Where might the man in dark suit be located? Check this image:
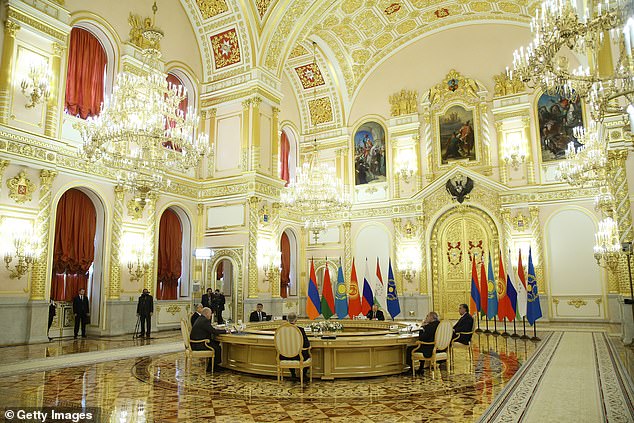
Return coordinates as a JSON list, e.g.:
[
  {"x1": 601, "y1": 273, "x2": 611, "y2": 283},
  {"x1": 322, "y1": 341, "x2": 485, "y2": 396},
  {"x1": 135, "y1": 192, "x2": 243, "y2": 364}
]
[
  {"x1": 366, "y1": 304, "x2": 385, "y2": 321},
  {"x1": 190, "y1": 307, "x2": 227, "y2": 372},
  {"x1": 453, "y1": 303, "x2": 474, "y2": 345},
  {"x1": 283, "y1": 312, "x2": 310, "y2": 380},
  {"x1": 406, "y1": 311, "x2": 441, "y2": 374},
  {"x1": 213, "y1": 289, "x2": 225, "y2": 324},
  {"x1": 201, "y1": 288, "x2": 213, "y2": 309},
  {"x1": 191, "y1": 303, "x2": 203, "y2": 327},
  {"x1": 73, "y1": 288, "x2": 90, "y2": 338},
  {"x1": 249, "y1": 303, "x2": 268, "y2": 322},
  {"x1": 136, "y1": 288, "x2": 154, "y2": 338}
]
